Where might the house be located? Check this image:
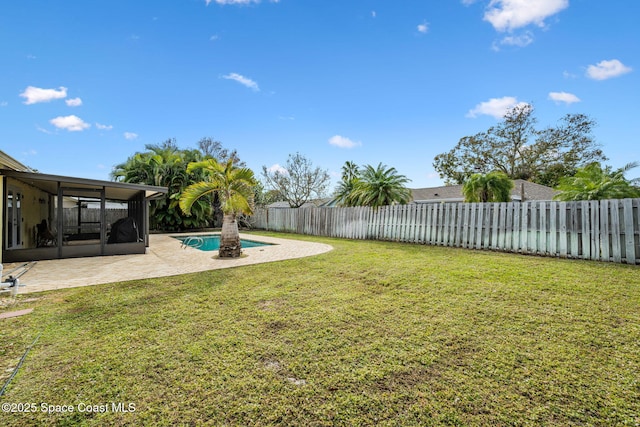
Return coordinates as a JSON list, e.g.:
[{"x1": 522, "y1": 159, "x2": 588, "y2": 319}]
[
  {"x1": 0, "y1": 150, "x2": 167, "y2": 263},
  {"x1": 411, "y1": 180, "x2": 557, "y2": 204}
]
